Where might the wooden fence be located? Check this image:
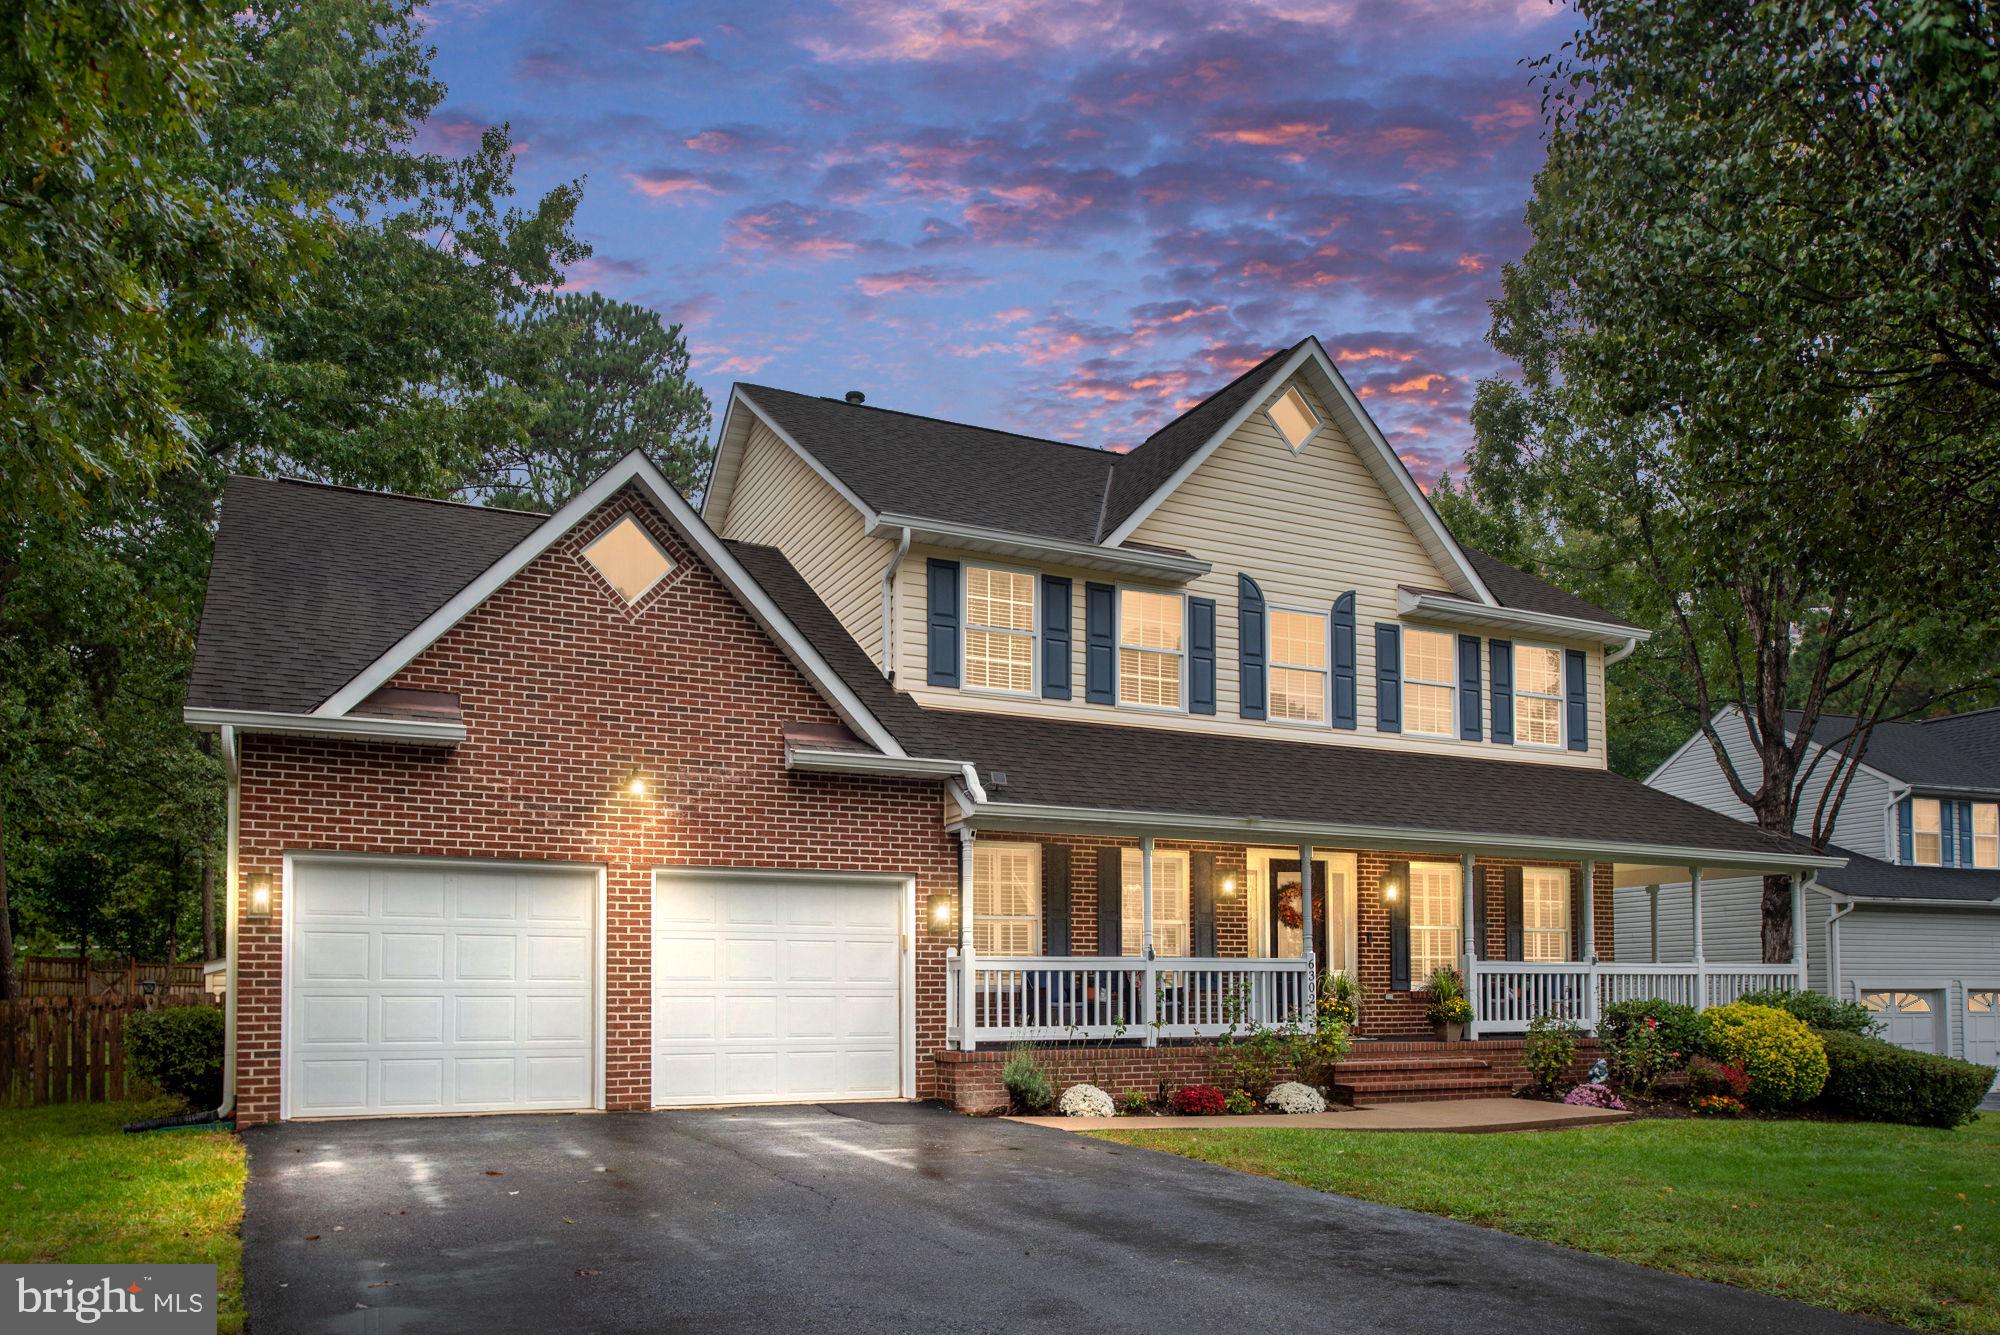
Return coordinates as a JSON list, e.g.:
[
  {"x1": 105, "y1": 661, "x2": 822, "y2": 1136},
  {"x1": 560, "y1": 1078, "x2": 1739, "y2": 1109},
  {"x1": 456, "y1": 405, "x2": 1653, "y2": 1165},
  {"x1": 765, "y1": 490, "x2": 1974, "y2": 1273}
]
[
  {"x1": 16, "y1": 955, "x2": 207, "y2": 1001},
  {"x1": 0, "y1": 996, "x2": 173, "y2": 1107}
]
